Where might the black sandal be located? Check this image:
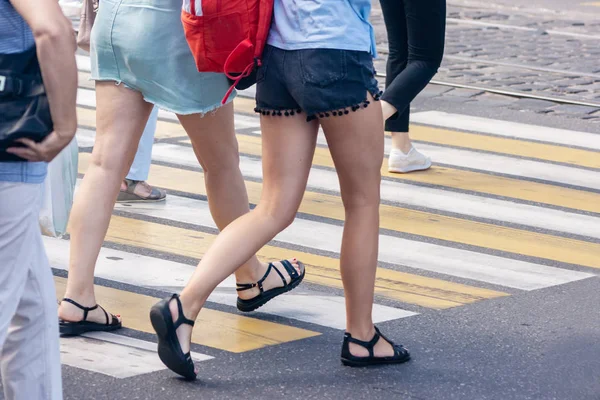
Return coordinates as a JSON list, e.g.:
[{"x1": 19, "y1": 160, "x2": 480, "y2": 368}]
[
  {"x1": 236, "y1": 260, "x2": 306, "y2": 312},
  {"x1": 341, "y1": 326, "x2": 411, "y2": 367},
  {"x1": 59, "y1": 298, "x2": 122, "y2": 336},
  {"x1": 150, "y1": 294, "x2": 197, "y2": 380}
]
